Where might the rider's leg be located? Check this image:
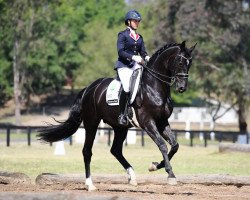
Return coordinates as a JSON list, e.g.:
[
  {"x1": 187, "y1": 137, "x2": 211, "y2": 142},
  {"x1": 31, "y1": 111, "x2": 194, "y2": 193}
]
[
  {"x1": 117, "y1": 67, "x2": 133, "y2": 126},
  {"x1": 118, "y1": 91, "x2": 130, "y2": 125}
]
